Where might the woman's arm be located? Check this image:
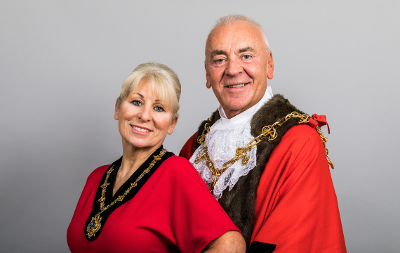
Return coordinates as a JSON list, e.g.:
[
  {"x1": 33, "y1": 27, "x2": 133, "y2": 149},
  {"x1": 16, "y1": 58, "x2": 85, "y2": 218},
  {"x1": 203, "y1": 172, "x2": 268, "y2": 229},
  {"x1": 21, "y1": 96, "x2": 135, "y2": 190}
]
[{"x1": 203, "y1": 231, "x2": 246, "y2": 253}]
